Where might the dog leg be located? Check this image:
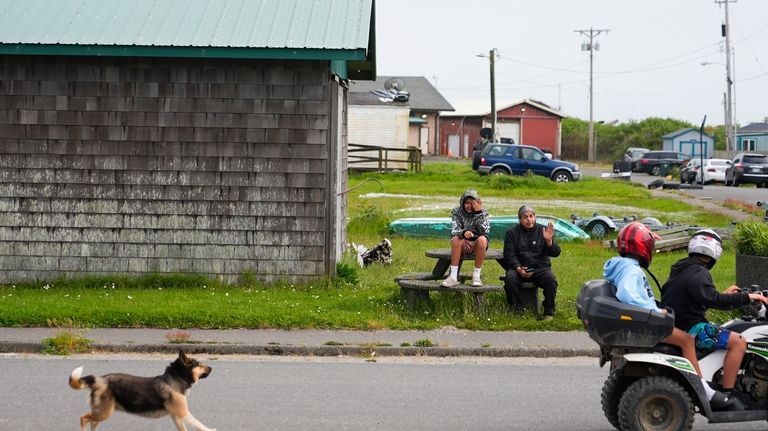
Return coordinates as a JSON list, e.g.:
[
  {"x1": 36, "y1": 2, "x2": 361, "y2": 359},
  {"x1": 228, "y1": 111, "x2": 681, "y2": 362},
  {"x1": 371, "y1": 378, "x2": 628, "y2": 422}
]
[
  {"x1": 80, "y1": 413, "x2": 104, "y2": 431},
  {"x1": 184, "y1": 413, "x2": 217, "y2": 431}
]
